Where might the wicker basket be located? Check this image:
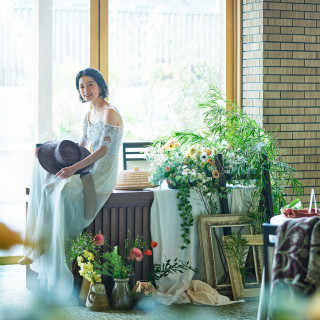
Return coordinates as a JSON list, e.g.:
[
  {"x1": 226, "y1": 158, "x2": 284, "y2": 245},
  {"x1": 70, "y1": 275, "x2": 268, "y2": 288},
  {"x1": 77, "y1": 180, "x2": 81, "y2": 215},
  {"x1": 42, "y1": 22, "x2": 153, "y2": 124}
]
[{"x1": 115, "y1": 166, "x2": 154, "y2": 190}]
